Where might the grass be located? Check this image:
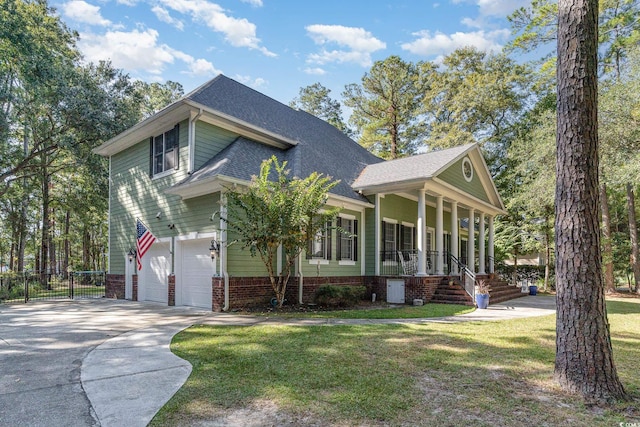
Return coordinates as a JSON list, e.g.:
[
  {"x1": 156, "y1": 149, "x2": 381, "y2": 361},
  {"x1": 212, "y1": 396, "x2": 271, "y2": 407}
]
[
  {"x1": 241, "y1": 302, "x2": 475, "y2": 319},
  {"x1": 152, "y1": 297, "x2": 640, "y2": 426}
]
